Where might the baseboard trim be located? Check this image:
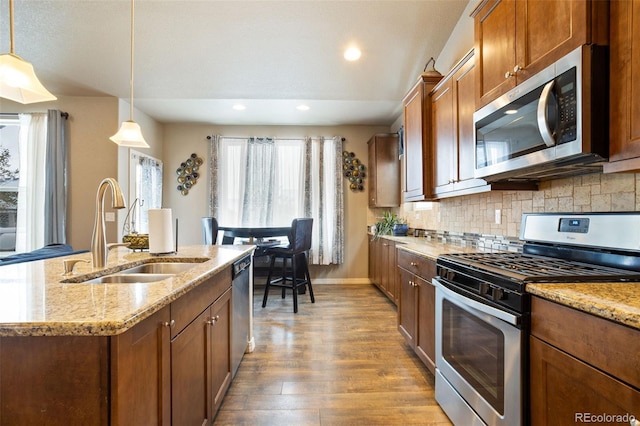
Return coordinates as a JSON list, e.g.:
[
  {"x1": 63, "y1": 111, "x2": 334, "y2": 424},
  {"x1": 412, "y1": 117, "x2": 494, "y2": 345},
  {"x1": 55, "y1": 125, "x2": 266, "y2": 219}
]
[{"x1": 310, "y1": 278, "x2": 372, "y2": 285}]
